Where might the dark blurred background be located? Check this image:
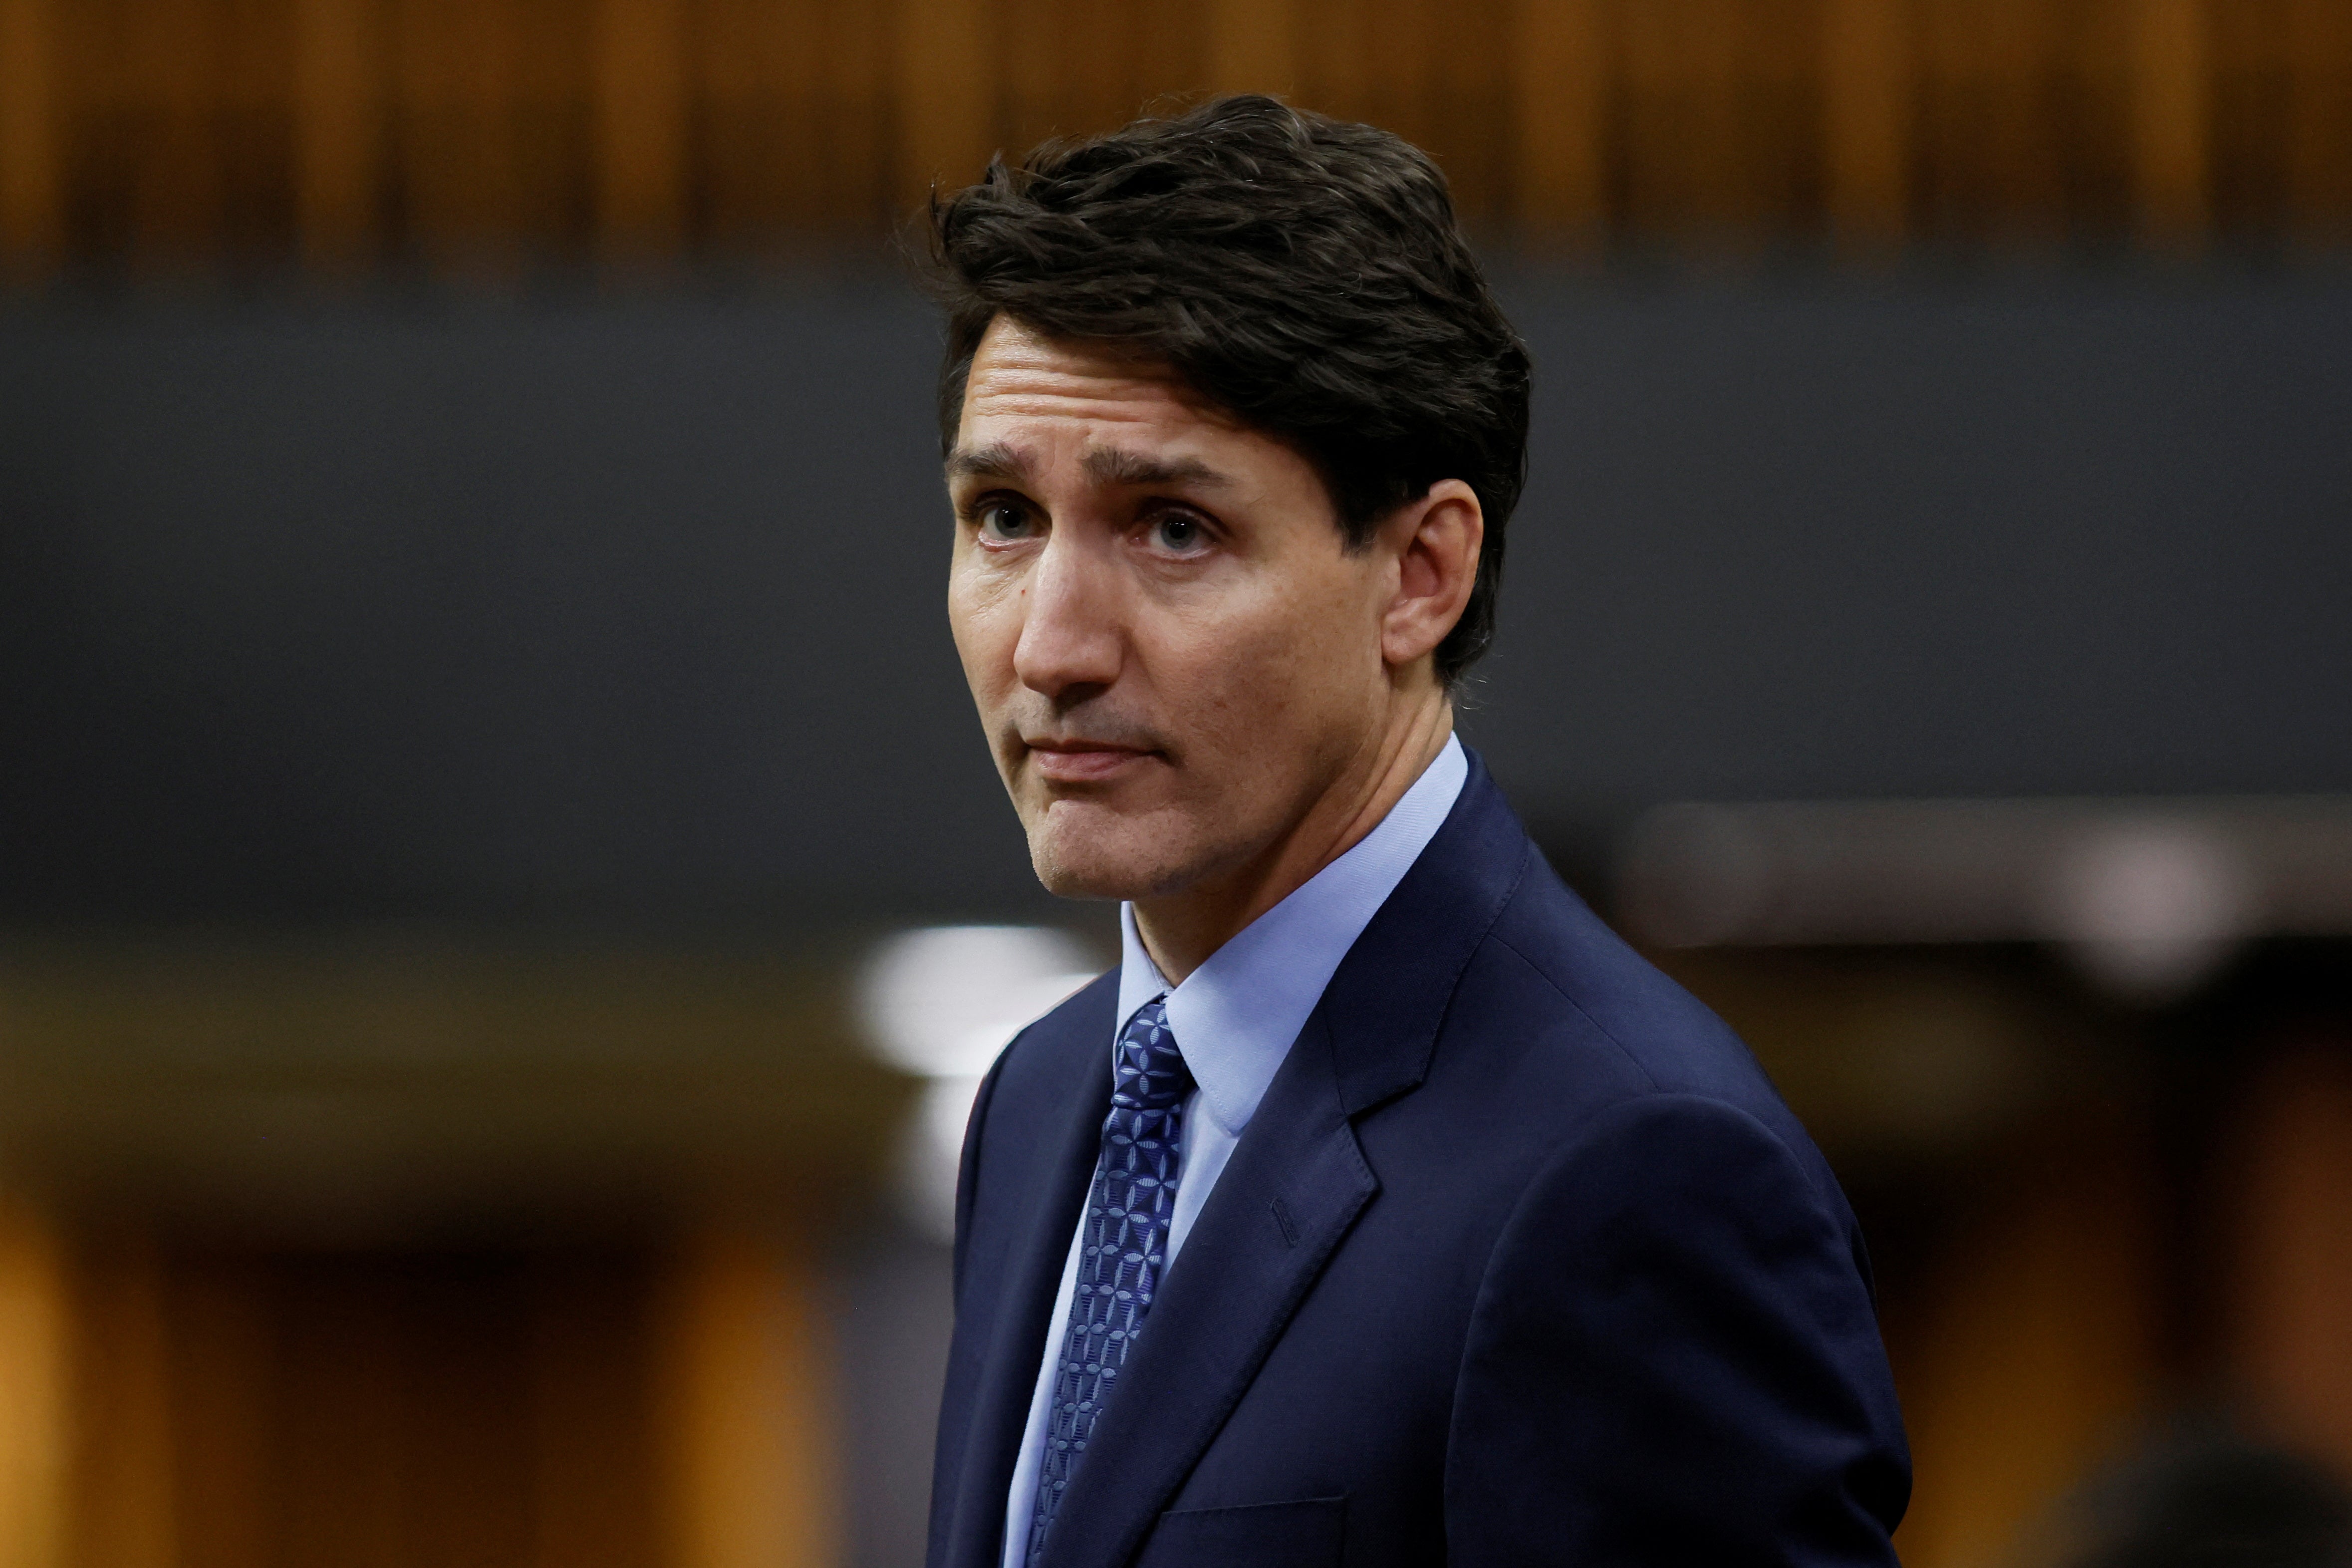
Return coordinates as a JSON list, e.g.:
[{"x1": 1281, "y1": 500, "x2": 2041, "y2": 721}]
[{"x1": 2, "y1": 2, "x2": 2351, "y2": 1565}]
